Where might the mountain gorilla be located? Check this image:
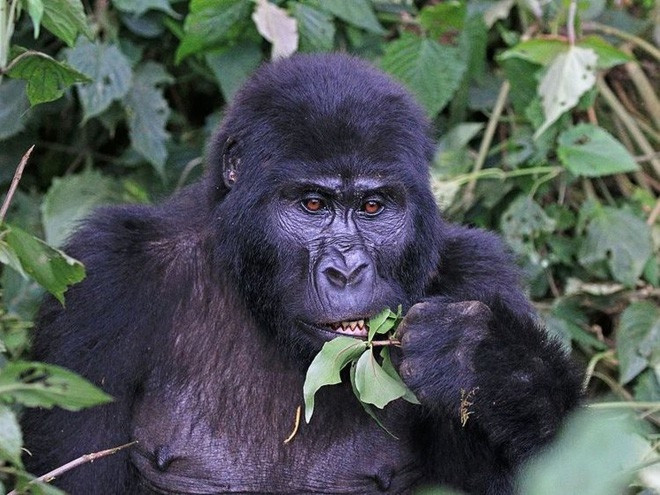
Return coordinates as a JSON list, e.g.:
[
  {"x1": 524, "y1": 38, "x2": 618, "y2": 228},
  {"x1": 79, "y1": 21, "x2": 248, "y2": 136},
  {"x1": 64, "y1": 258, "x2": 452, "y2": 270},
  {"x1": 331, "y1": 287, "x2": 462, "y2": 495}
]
[{"x1": 23, "y1": 54, "x2": 581, "y2": 494}]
